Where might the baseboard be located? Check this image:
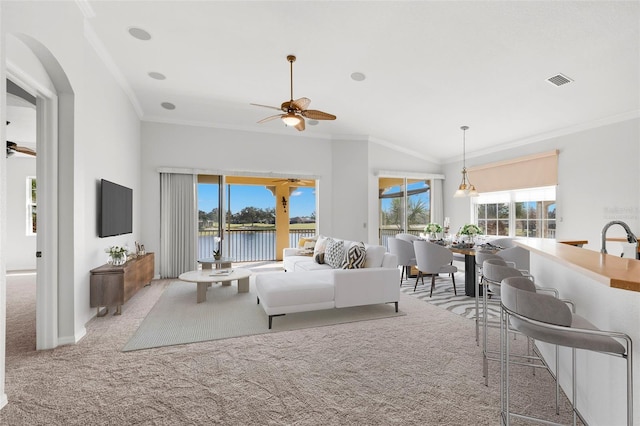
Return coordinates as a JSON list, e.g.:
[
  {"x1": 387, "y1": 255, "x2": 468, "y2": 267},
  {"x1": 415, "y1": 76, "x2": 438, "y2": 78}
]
[
  {"x1": 57, "y1": 326, "x2": 87, "y2": 346},
  {"x1": 0, "y1": 393, "x2": 8, "y2": 410}
]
